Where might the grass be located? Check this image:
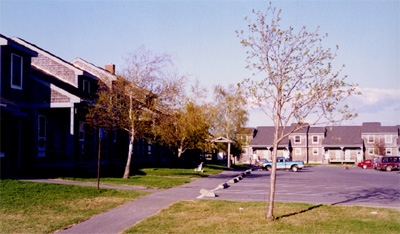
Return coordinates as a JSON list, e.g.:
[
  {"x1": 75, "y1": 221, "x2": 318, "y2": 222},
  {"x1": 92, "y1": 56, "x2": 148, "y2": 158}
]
[
  {"x1": 2, "y1": 164, "x2": 399, "y2": 234},
  {"x1": 125, "y1": 200, "x2": 400, "y2": 234},
  {"x1": 60, "y1": 164, "x2": 230, "y2": 189},
  {"x1": 0, "y1": 179, "x2": 148, "y2": 234}
]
